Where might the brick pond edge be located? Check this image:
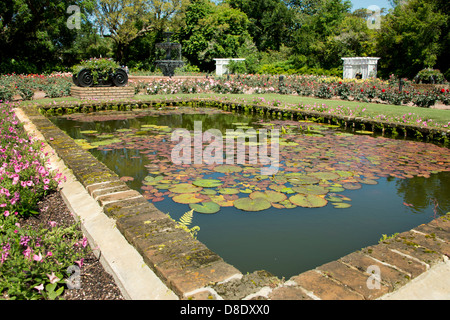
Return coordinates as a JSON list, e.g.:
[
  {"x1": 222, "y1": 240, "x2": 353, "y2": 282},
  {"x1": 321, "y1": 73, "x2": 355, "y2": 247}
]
[{"x1": 14, "y1": 101, "x2": 450, "y2": 300}]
